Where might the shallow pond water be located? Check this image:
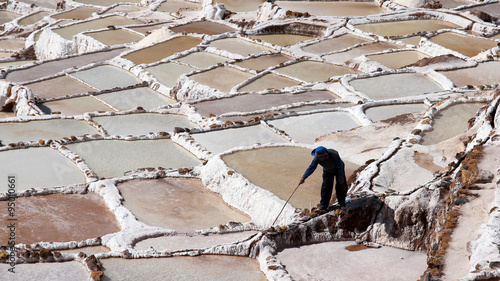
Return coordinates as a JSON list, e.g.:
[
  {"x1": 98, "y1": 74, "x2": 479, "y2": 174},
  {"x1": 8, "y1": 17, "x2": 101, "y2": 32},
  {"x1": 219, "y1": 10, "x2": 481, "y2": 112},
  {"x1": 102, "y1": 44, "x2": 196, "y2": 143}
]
[
  {"x1": 6, "y1": 48, "x2": 126, "y2": 83},
  {"x1": 192, "y1": 90, "x2": 338, "y2": 117},
  {"x1": 238, "y1": 73, "x2": 300, "y2": 92},
  {"x1": 421, "y1": 102, "x2": 485, "y2": 145},
  {"x1": 0, "y1": 118, "x2": 99, "y2": 143},
  {"x1": 73, "y1": 0, "x2": 141, "y2": 6},
  {"x1": 156, "y1": 1, "x2": 202, "y2": 13},
  {"x1": 232, "y1": 53, "x2": 293, "y2": 71},
  {"x1": 355, "y1": 19, "x2": 460, "y2": 37},
  {"x1": 101, "y1": 255, "x2": 266, "y2": 281},
  {"x1": 69, "y1": 65, "x2": 142, "y2": 90},
  {"x1": 53, "y1": 15, "x2": 144, "y2": 40},
  {"x1": 268, "y1": 111, "x2": 360, "y2": 143},
  {"x1": 0, "y1": 147, "x2": 86, "y2": 191},
  {"x1": 277, "y1": 241, "x2": 427, "y2": 281},
  {"x1": 118, "y1": 178, "x2": 250, "y2": 231},
  {"x1": 51, "y1": 6, "x2": 100, "y2": 20},
  {"x1": 93, "y1": 113, "x2": 197, "y2": 135},
  {"x1": 18, "y1": 11, "x2": 53, "y2": 26},
  {"x1": 274, "y1": 60, "x2": 360, "y2": 82},
  {"x1": 249, "y1": 34, "x2": 315, "y2": 47},
  {"x1": 302, "y1": 34, "x2": 372, "y2": 55},
  {"x1": 0, "y1": 262, "x2": 89, "y2": 281},
  {"x1": 0, "y1": 39, "x2": 25, "y2": 50},
  {"x1": 85, "y1": 28, "x2": 144, "y2": 46},
  {"x1": 25, "y1": 75, "x2": 96, "y2": 99},
  {"x1": 323, "y1": 41, "x2": 402, "y2": 64},
  {"x1": 170, "y1": 21, "x2": 236, "y2": 35},
  {"x1": 366, "y1": 50, "x2": 430, "y2": 69},
  {"x1": 0, "y1": 10, "x2": 21, "y2": 25},
  {"x1": 146, "y1": 62, "x2": 195, "y2": 87},
  {"x1": 349, "y1": 73, "x2": 443, "y2": 100},
  {"x1": 429, "y1": 32, "x2": 498, "y2": 57},
  {"x1": 123, "y1": 36, "x2": 202, "y2": 65},
  {"x1": 276, "y1": 1, "x2": 387, "y2": 16},
  {"x1": 190, "y1": 66, "x2": 254, "y2": 93},
  {"x1": 438, "y1": 61, "x2": 500, "y2": 87},
  {"x1": 95, "y1": 88, "x2": 175, "y2": 110},
  {"x1": 175, "y1": 51, "x2": 229, "y2": 69},
  {"x1": 67, "y1": 139, "x2": 202, "y2": 178},
  {"x1": 192, "y1": 124, "x2": 288, "y2": 154},
  {"x1": 0, "y1": 193, "x2": 120, "y2": 245},
  {"x1": 208, "y1": 37, "x2": 274, "y2": 57},
  {"x1": 134, "y1": 232, "x2": 258, "y2": 251},
  {"x1": 39, "y1": 95, "x2": 115, "y2": 115},
  {"x1": 214, "y1": 0, "x2": 266, "y2": 12},
  {"x1": 365, "y1": 103, "x2": 428, "y2": 122}
]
